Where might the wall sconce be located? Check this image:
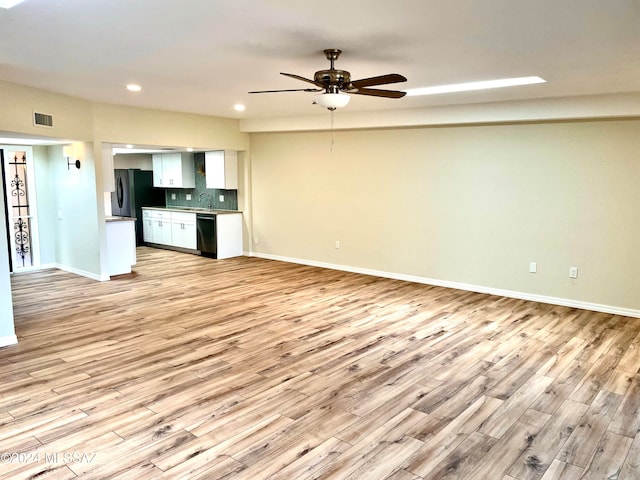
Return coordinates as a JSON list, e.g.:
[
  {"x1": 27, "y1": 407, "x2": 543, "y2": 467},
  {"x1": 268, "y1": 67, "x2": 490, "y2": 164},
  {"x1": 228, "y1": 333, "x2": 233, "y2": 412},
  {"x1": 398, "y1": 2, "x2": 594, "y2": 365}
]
[{"x1": 63, "y1": 145, "x2": 81, "y2": 170}]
